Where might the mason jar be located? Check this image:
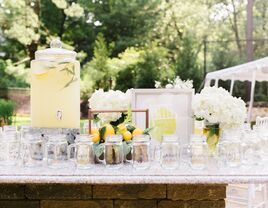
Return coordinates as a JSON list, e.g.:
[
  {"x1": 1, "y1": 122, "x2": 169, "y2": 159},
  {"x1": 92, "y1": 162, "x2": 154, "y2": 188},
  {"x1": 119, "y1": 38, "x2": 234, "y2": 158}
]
[
  {"x1": 2, "y1": 125, "x2": 17, "y2": 132},
  {"x1": 105, "y1": 135, "x2": 123, "y2": 169},
  {"x1": 181, "y1": 135, "x2": 207, "y2": 170},
  {"x1": 21, "y1": 134, "x2": 44, "y2": 167},
  {"x1": 218, "y1": 130, "x2": 242, "y2": 168},
  {"x1": 133, "y1": 135, "x2": 150, "y2": 170},
  {"x1": 20, "y1": 124, "x2": 32, "y2": 139},
  {"x1": 160, "y1": 135, "x2": 179, "y2": 170},
  {"x1": 241, "y1": 130, "x2": 262, "y2": 166},
  {"x1": 46, "y1": 135, "x2": 69, "y2": 168},
  {"x1": 256, "y1": 128, "x2": 268, "y2": 163},
  {"x1": 68, "y1": 134, "x2": 94, "y2": 169},
  {"x1": 0, "y1": 132, "x2": 20, "y2": 166},
  {"x1": 219, "y1": 137, "x2": 242, "y2": 168}
]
